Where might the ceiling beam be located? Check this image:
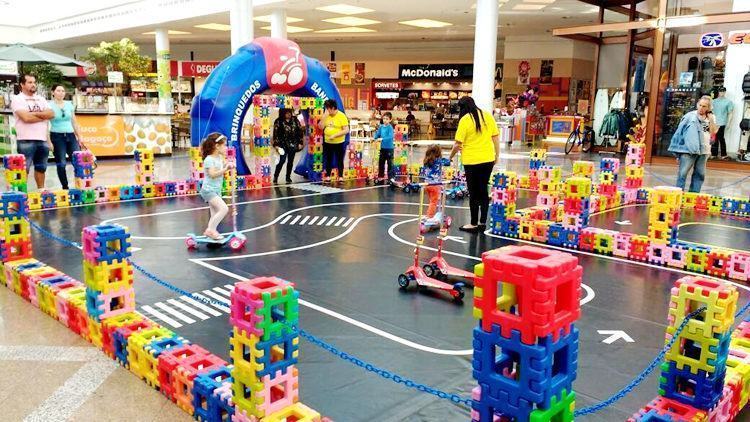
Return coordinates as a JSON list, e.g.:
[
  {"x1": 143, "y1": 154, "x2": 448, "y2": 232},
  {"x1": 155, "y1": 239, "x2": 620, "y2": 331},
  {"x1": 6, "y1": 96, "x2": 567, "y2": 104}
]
[
  {"x1": 553, "y1": 20, "x2": 656, "y2": 36},
  {"x1": 553, "y1": 11, "x2": 750, "y2": 37},
  {"x1": 557, "y1": 33, "x2": 602, "y2": 44}
]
